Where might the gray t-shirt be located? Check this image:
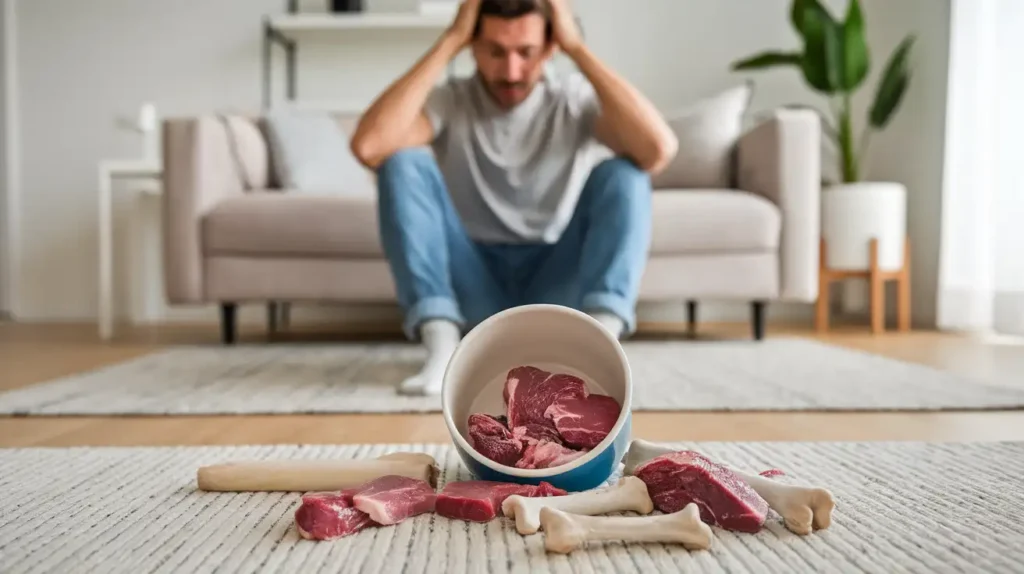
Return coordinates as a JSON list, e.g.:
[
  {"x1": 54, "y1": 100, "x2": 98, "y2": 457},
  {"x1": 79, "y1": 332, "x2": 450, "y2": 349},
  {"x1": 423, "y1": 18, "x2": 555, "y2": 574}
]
[{"x1": 424, "y1": 70, "x2": 609, "y2": 244}]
